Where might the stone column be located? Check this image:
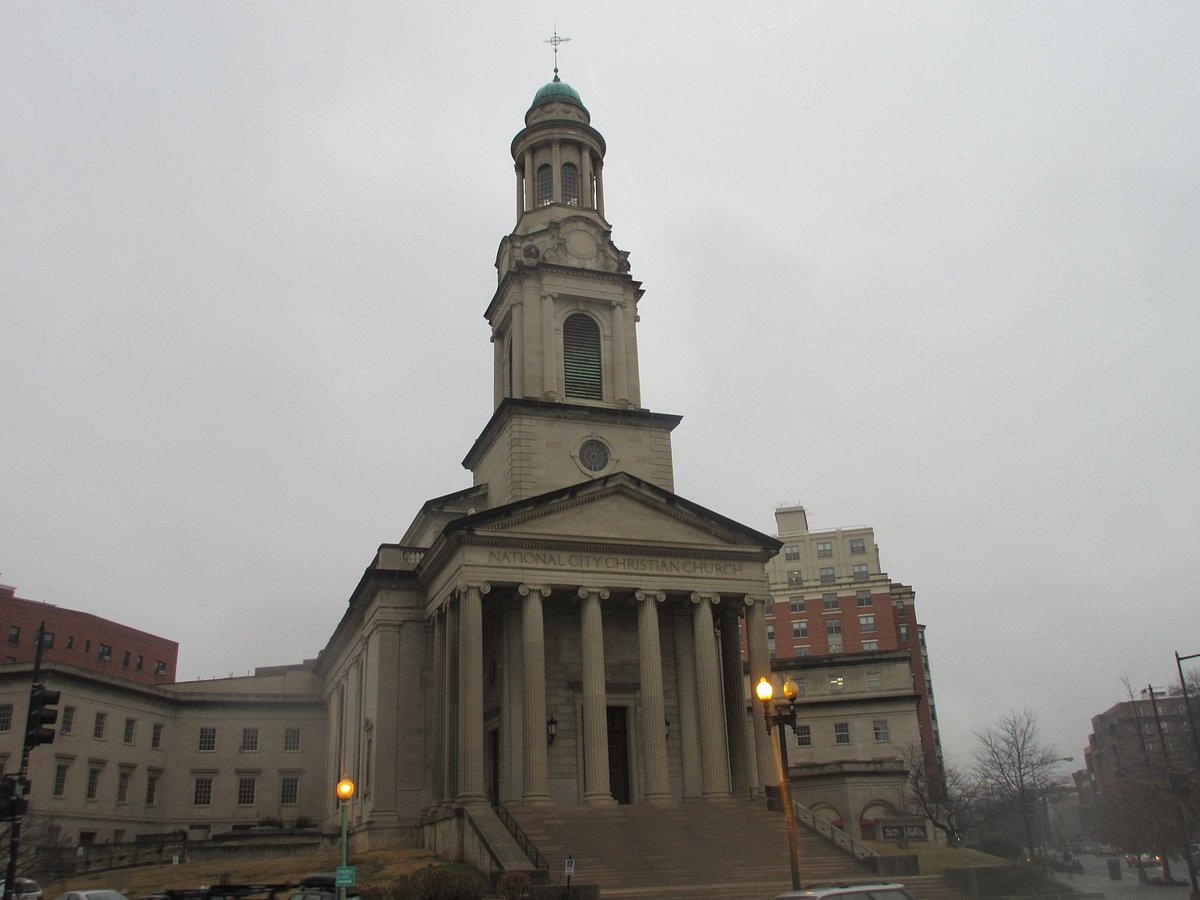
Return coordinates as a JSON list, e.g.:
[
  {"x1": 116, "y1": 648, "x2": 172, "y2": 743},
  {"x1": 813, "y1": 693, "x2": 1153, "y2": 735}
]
[
  {"x1": 744, "y1": 594, "x2": 774, "y2": 793},
  {"x1": 611, "y1": 301, "x2": 629, "y2": 404},
  {"x1": 672, "y1": 610, "x2": 701, "y2": 798},
  {"x1": 581, "y1": 148, "x2": 593, "y2": 209},
  {"x1": 515, "y1": 163, "x2": 524, "y2": 219},
  {"x1": 579, "y1": 586, "x2": 614, "y2": 805},
  {"x1": 442, "y1": 600, "x2": 459, "y2": 802},
  {"x1": 719, "y1": 607, "x2": 752, "y2": 797},
  {"x1": 431, "y1": 610, "x2": 446, "y2": 801},
  {"x1": 523, "y1": 150, "x2": 534, "y2": 211},
  {"x1": 552, "y1": 139, "x2": 562, "y2": 203},
  {"x1": 635, "y1": 590, "x2": 672, "y2": 805},
  {"x1": 456, "y1": 581, "x2": 490, "y2": 804},
  {"x1": 595, "y1": 159, "x2": 605, "y2": 219},
  {"x1": 511, "y1": 301, "x2": 525, "y2": 398},
  {"x1": 520, "y1": 583, "x2": 553, "y2": 803},
  {"x1": 690, "y1": 592, "x2": 731, "y2": 800}
]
